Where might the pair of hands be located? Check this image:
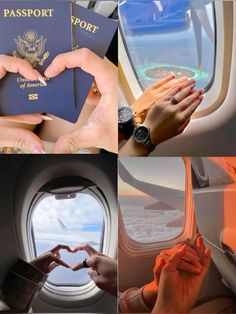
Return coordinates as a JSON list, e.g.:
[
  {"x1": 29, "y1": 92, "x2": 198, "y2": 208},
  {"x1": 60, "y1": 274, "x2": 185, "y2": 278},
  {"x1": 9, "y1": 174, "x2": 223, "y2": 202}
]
[
  {"x1": 145, "y1": 236, "x2": 211, "y2": 313},
  {"x1": 120, "y1": 75, "x2": 203, "y2": 156},
  {"x1": 30, "y1": 243, "x2": 117, "y2": 296},
  {"x1": 0, "y1": 49, "x2": 117, "y2": 153}
]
